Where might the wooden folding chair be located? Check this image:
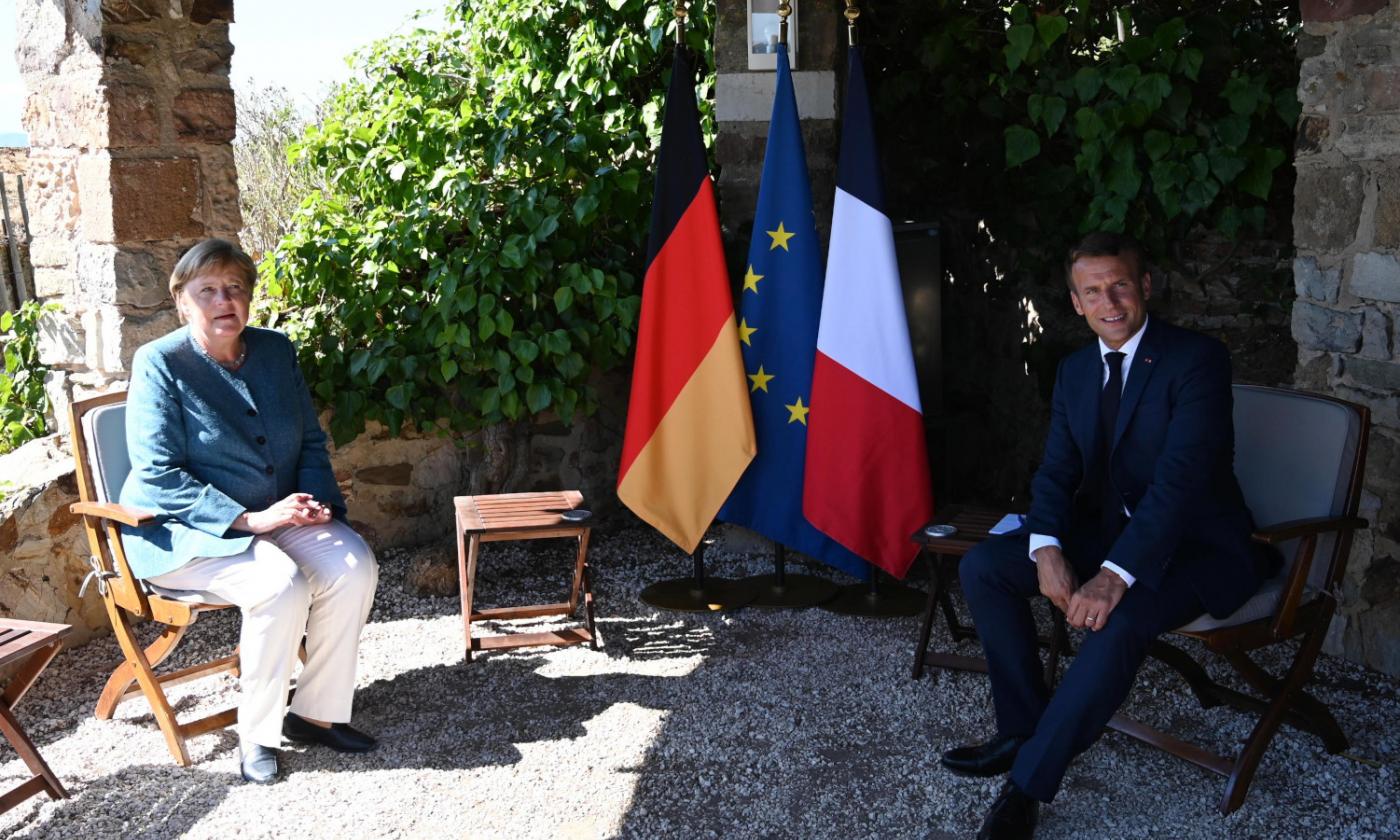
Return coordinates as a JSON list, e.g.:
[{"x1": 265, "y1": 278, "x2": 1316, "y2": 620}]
[
  {"x1": 69, "y1": 392, "x2": 240, "y2": 766},
  {"x1": 1108, "y1": 385, "x2": 1370, "y2": 813},
  {"x1": 0, "y1": 619, "x2": 71, "y2": 813}
]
